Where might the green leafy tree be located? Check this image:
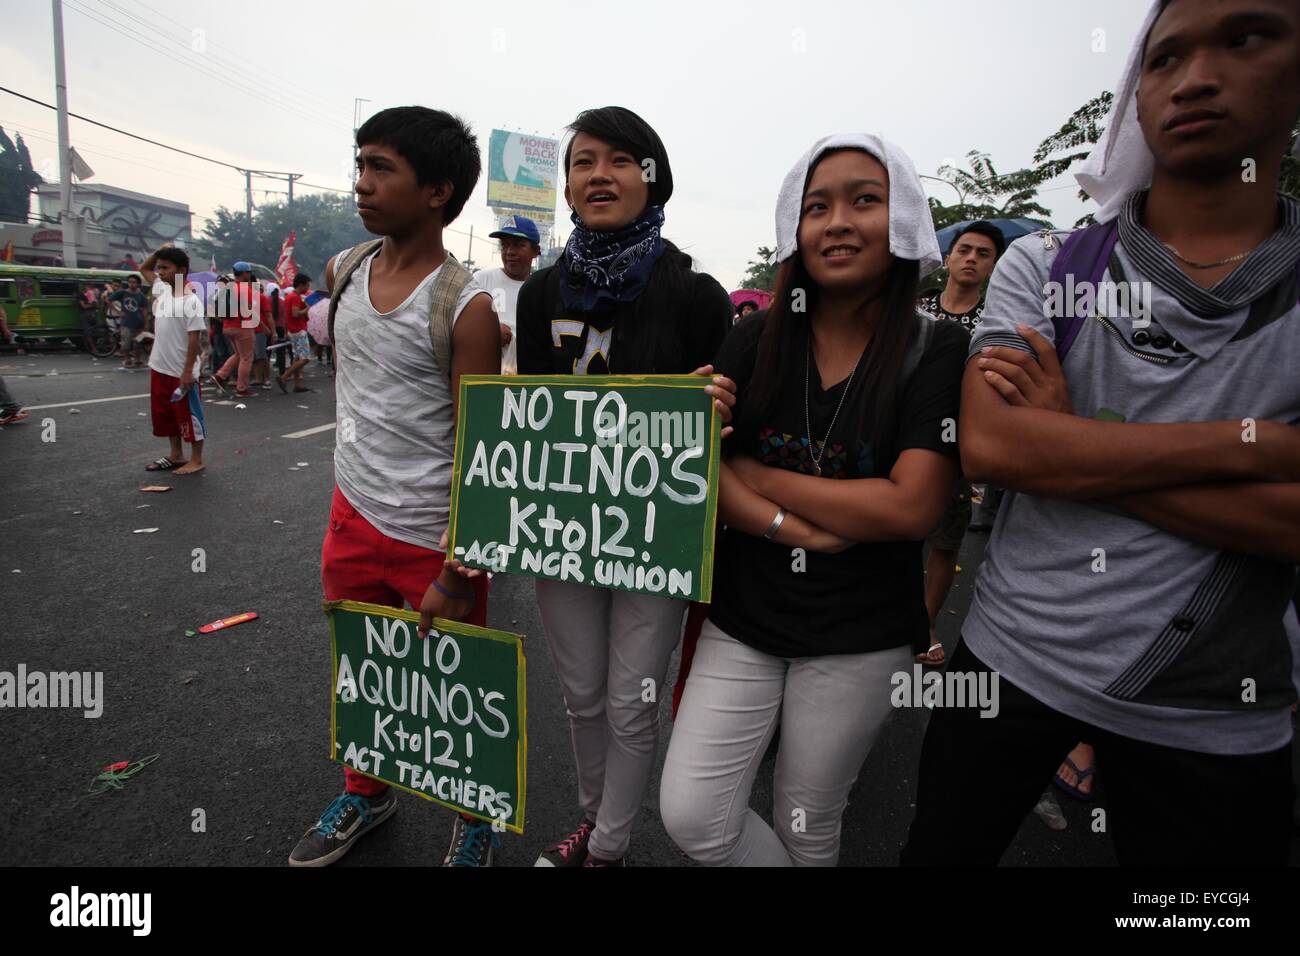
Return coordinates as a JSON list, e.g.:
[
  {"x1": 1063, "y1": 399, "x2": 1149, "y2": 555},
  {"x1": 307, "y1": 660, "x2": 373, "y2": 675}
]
[
  {"x1": 1030, "y1": 92, "x2": 1114, "y2": 227},
  {"x1": 0, "y1": 127, "x2": 44, "y2": 224},
  {"x1": 194, "y1": 193, "x2": 371, "y2": 277},
  {"x1": 926, "y1": 150, "x2": 1052, "y2": 234},
  {"x1": 739, "y1": 244, "x2": 776, "y2": 291}
]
